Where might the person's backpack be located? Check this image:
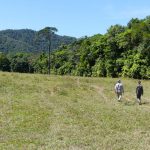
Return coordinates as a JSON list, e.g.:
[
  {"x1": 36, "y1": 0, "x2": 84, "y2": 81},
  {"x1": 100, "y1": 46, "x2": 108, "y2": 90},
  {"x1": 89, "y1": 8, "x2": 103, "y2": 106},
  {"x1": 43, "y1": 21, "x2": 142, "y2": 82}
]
[{"x1": 116, "y1": 83, "x2": 123, "y2": 92}]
